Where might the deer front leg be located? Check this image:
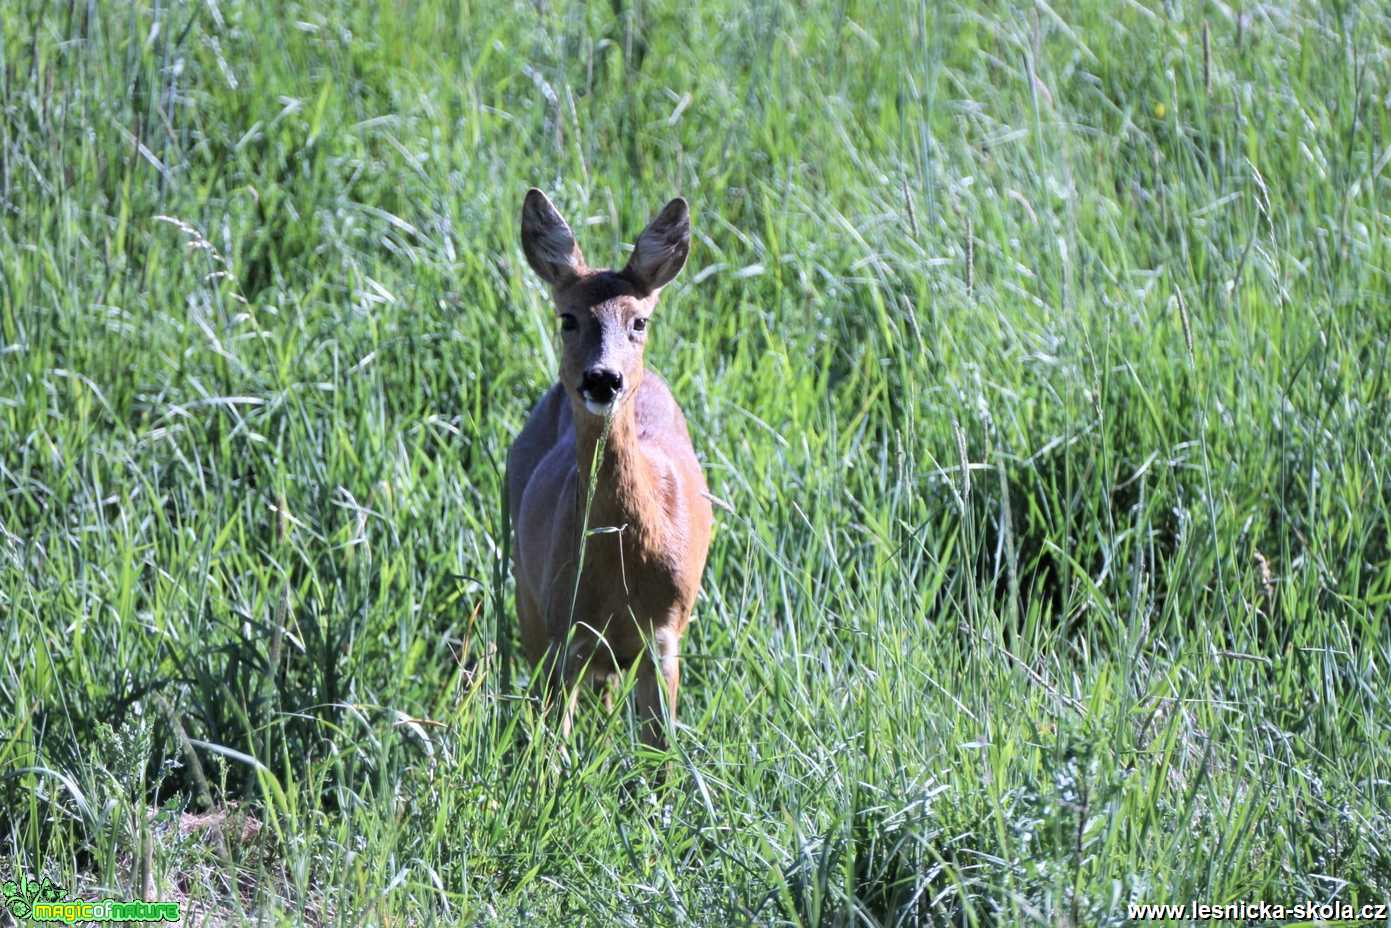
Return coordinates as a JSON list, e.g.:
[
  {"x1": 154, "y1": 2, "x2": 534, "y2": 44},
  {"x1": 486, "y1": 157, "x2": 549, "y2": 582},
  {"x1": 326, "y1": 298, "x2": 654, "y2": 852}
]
[
  {"x1": 533, "y1": 639, "x2": 576, "y2": 728},
  {"x1": 538, "y1": 635, "x2": 603, "y2": 738},
  {"x1": 635, "y1": 628, "x2": 680, "y2": 748}
]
